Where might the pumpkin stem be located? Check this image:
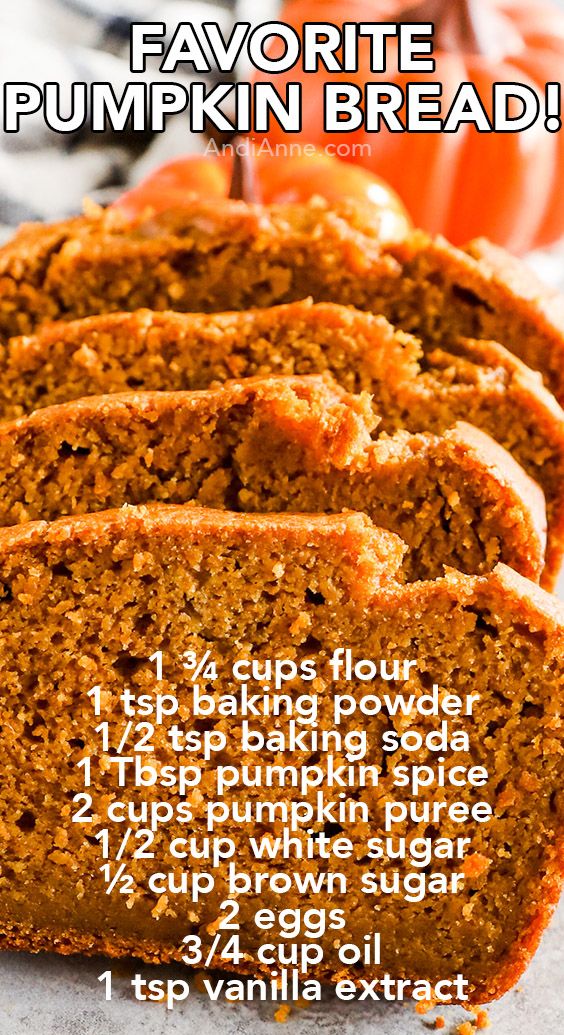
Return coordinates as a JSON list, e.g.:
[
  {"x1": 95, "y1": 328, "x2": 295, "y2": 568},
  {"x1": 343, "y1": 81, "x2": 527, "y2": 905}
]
[
  {"x1": 228, "y1": 144, "x2": 260, "y2": 203},
  {"x1": 400, "y1": 0, "x2": 503, "y2": 58}
]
